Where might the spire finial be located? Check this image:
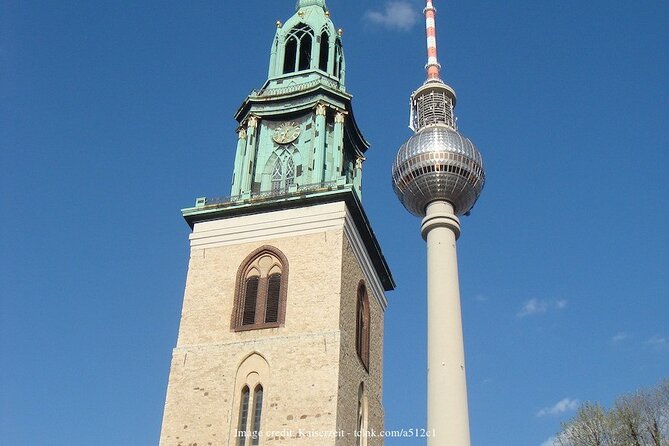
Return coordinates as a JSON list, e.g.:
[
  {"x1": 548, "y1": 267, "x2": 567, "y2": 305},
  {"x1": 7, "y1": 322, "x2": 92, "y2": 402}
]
[
  {"x1": 424, "y1": 0, "x2": 441, "y2": 81},
  {"x1": 295, "y1": 0, "x2": 327, "y2": 11}
]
